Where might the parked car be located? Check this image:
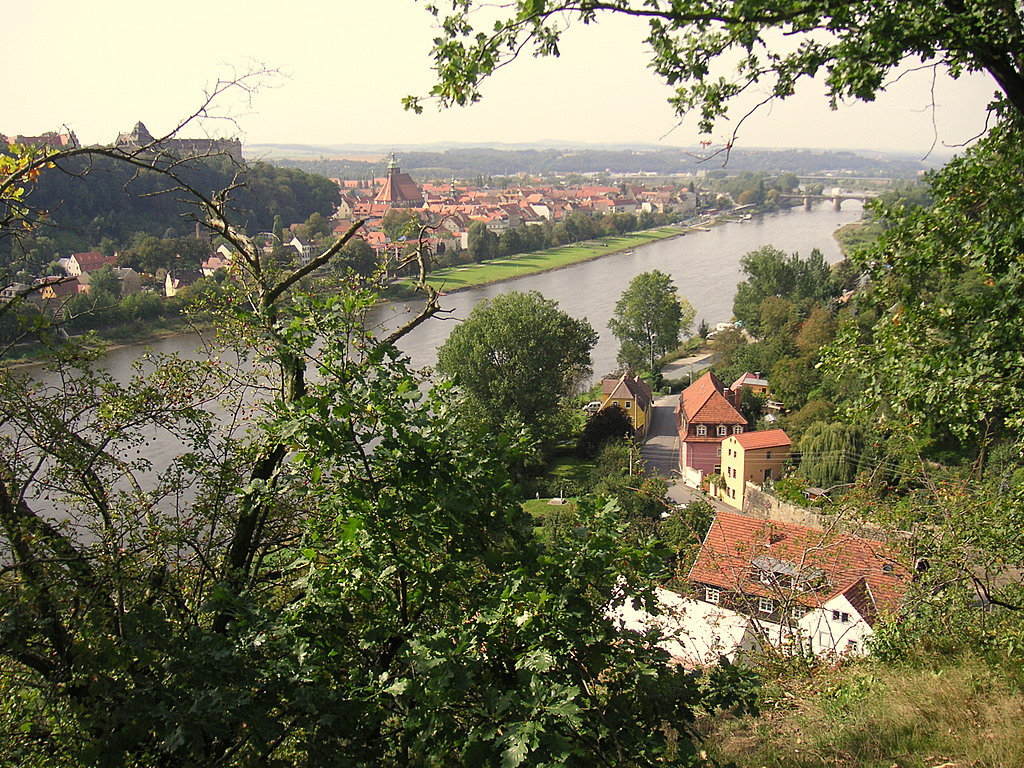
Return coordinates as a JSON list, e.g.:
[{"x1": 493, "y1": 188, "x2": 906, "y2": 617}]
[{"x1": 582, "y1": 401, "x2": 602, "y2": 414}]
